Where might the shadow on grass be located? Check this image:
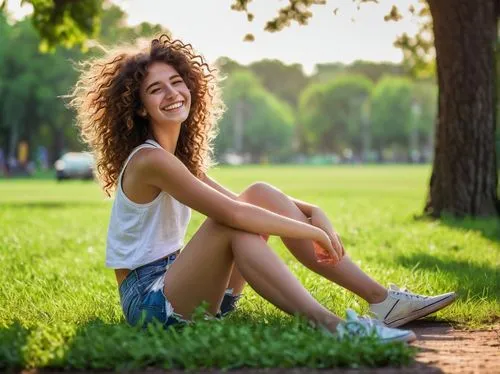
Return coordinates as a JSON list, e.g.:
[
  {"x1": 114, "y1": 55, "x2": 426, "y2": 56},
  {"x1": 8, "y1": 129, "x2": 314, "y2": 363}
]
[
  {"x1": 395, "y1": 253, "x2": 500, "y2": 302},
  {"x1": 415, "y1": 214, "x2": 500, "y2": 244},
  {"x1": 0, "y1": 201, "x2": 108, "y2": 210},
  {"x1": 441, "y1": 215, "x2": 500, "y2": 243}
]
